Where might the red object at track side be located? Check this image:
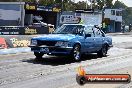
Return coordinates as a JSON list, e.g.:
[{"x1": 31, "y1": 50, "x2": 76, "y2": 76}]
[{"x1": 0, "y1": 37, "x2": 8, "y2": 49}]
